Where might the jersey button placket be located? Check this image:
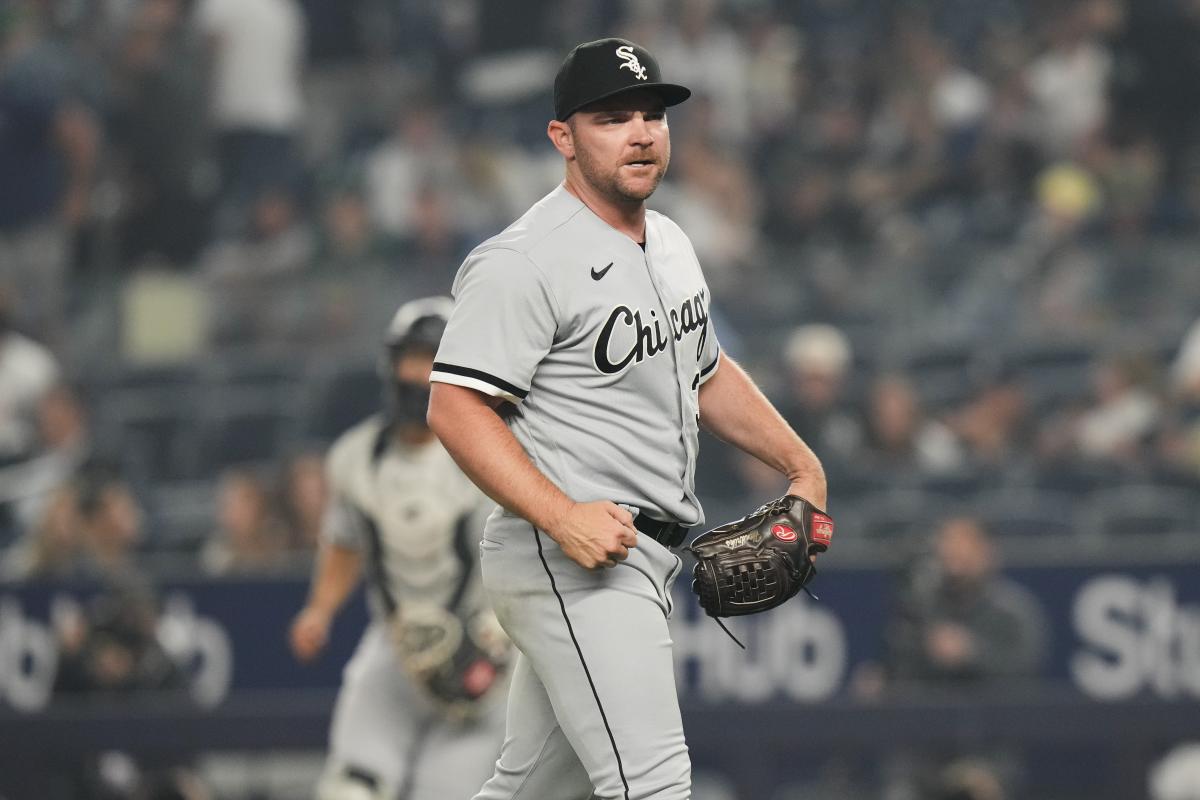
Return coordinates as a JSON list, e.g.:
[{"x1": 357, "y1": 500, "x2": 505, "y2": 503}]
[{"x1": 642, "y1": 240, "x2": 701, "y2": 513}]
